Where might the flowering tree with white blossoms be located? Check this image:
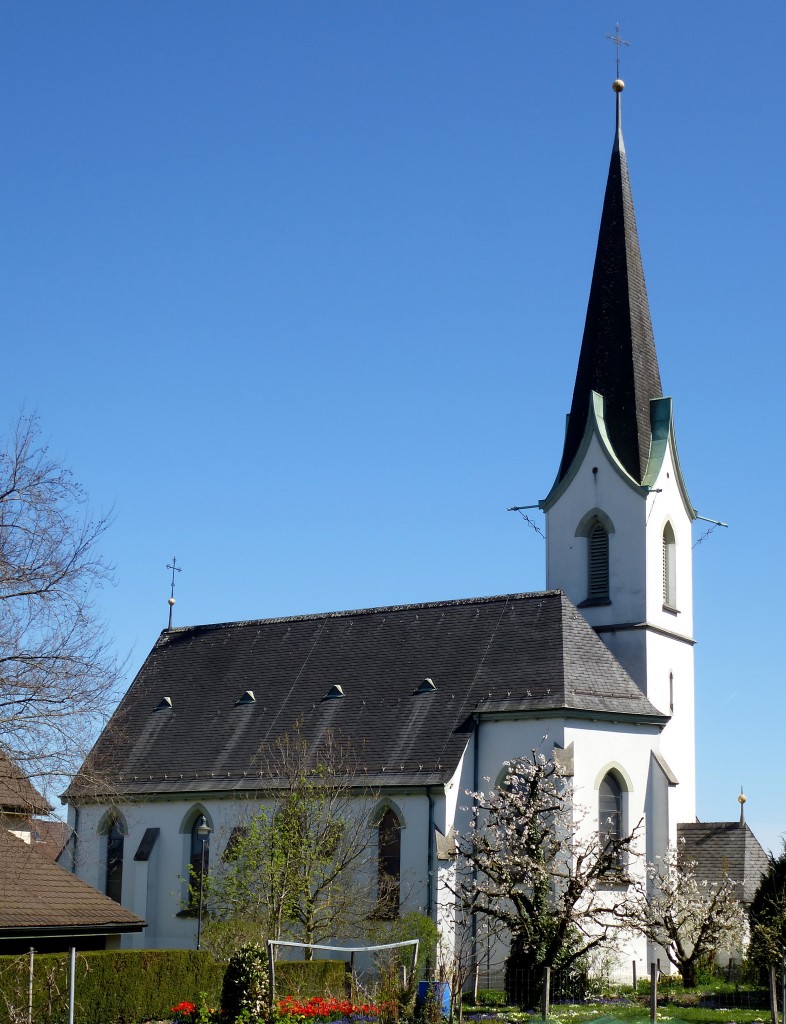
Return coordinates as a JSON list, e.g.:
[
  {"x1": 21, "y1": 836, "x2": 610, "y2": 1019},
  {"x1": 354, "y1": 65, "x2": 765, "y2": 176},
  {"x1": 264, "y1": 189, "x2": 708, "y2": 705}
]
[
  {"x1": 455, "y1": 752, "x2": 642, "y2": 982},
  {"x1": 637, "y1": 845, "x2": 747, "y2": 987}
]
